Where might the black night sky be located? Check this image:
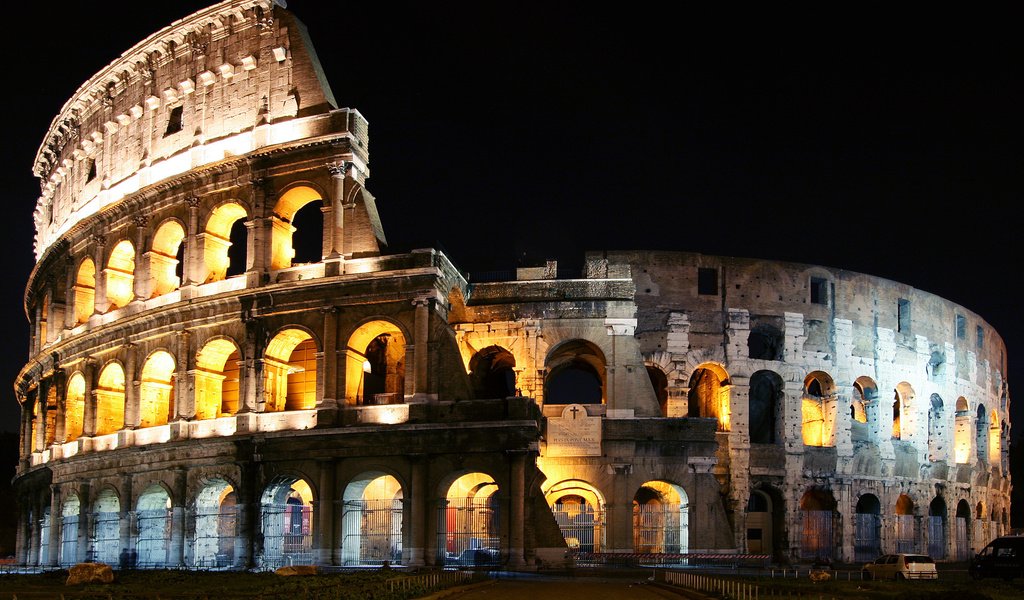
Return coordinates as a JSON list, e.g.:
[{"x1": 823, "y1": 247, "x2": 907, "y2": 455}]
[{"x1": 2, "y1": 2, "x2": 1020, "y2": 516}]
